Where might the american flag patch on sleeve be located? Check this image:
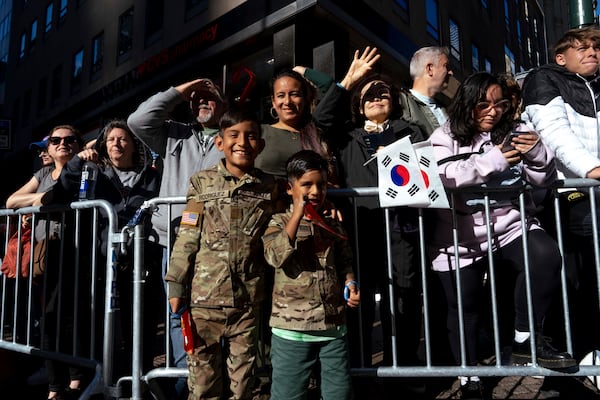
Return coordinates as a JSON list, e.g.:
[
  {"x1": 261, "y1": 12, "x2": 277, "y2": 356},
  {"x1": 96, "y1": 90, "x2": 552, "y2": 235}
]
[{"x1": 181, "y1": 211, "x2": 200, "y2": 226}]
